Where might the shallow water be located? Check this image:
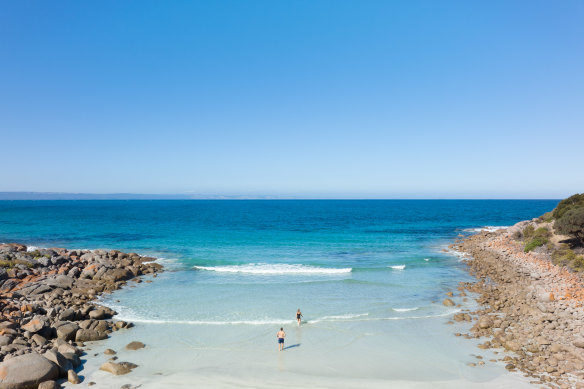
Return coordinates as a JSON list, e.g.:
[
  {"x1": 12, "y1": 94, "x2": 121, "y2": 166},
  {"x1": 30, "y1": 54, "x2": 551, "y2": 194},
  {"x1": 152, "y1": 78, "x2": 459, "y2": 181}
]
[{"x1": 0, "y1": 200, "x2": 557, "y2": 387}]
